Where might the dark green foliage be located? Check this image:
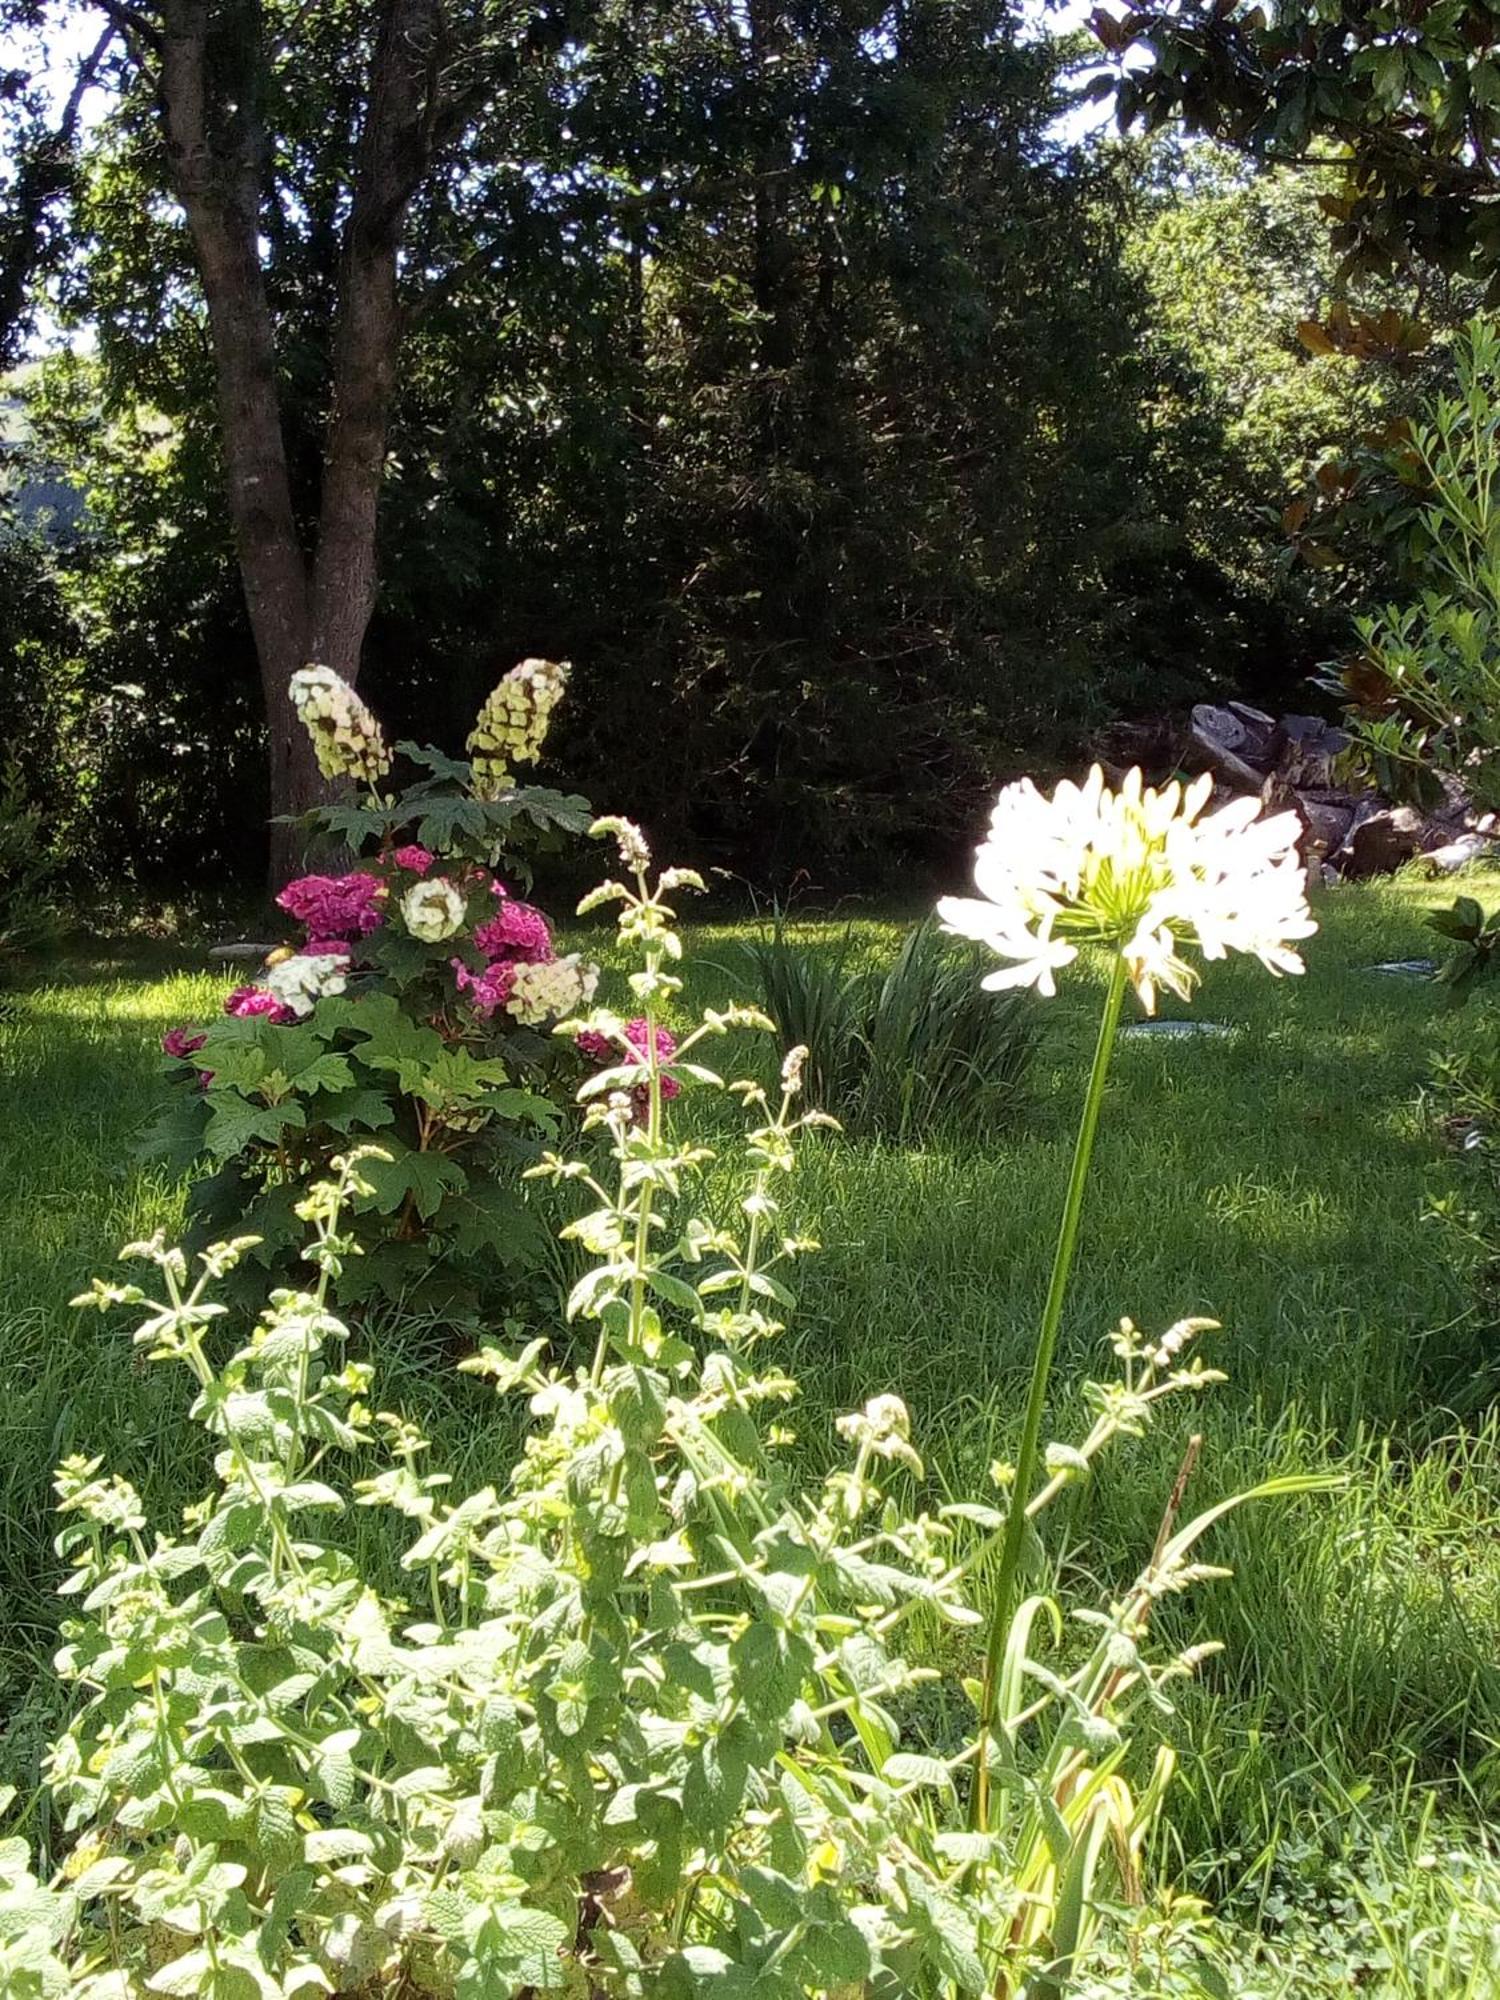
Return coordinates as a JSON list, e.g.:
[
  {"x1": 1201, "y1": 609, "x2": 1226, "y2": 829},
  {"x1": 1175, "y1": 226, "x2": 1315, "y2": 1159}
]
[
  {"x1": 0, "y1": 0, "x2": 1403, "y2": 889},
  {"x1": 744, "y1": 918, "x2": 1040, "y2": 1140},
  {"x1": 0, "y1": 759, "x2": 59, "y2": 981},
  {"x1": 1100, "y1": 0, "x2": 1500, "y2": 284}
]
